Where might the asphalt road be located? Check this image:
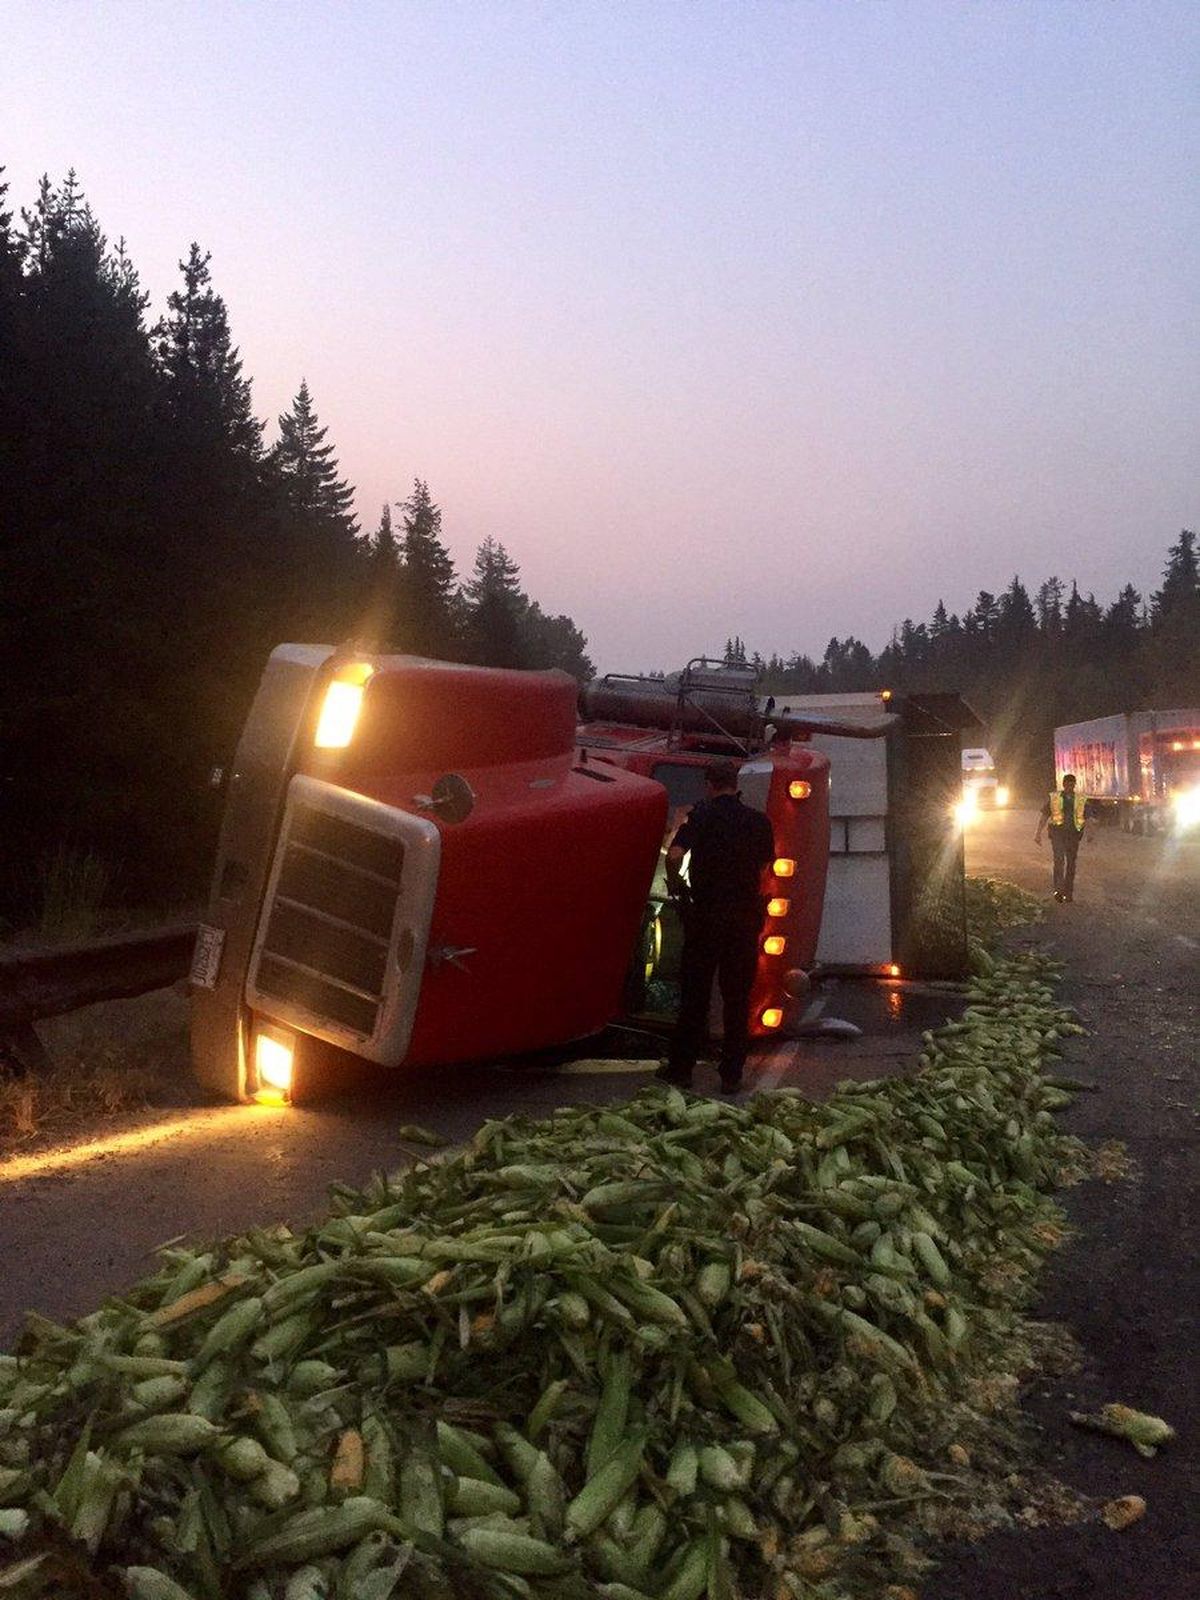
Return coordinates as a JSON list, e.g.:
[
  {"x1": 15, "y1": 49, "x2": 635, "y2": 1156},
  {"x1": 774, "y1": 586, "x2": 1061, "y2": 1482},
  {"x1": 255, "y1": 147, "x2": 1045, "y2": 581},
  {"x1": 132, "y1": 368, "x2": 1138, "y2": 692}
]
[{"x1": 932, "y1": 807, "x2": 1200, "y2": 1598}]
